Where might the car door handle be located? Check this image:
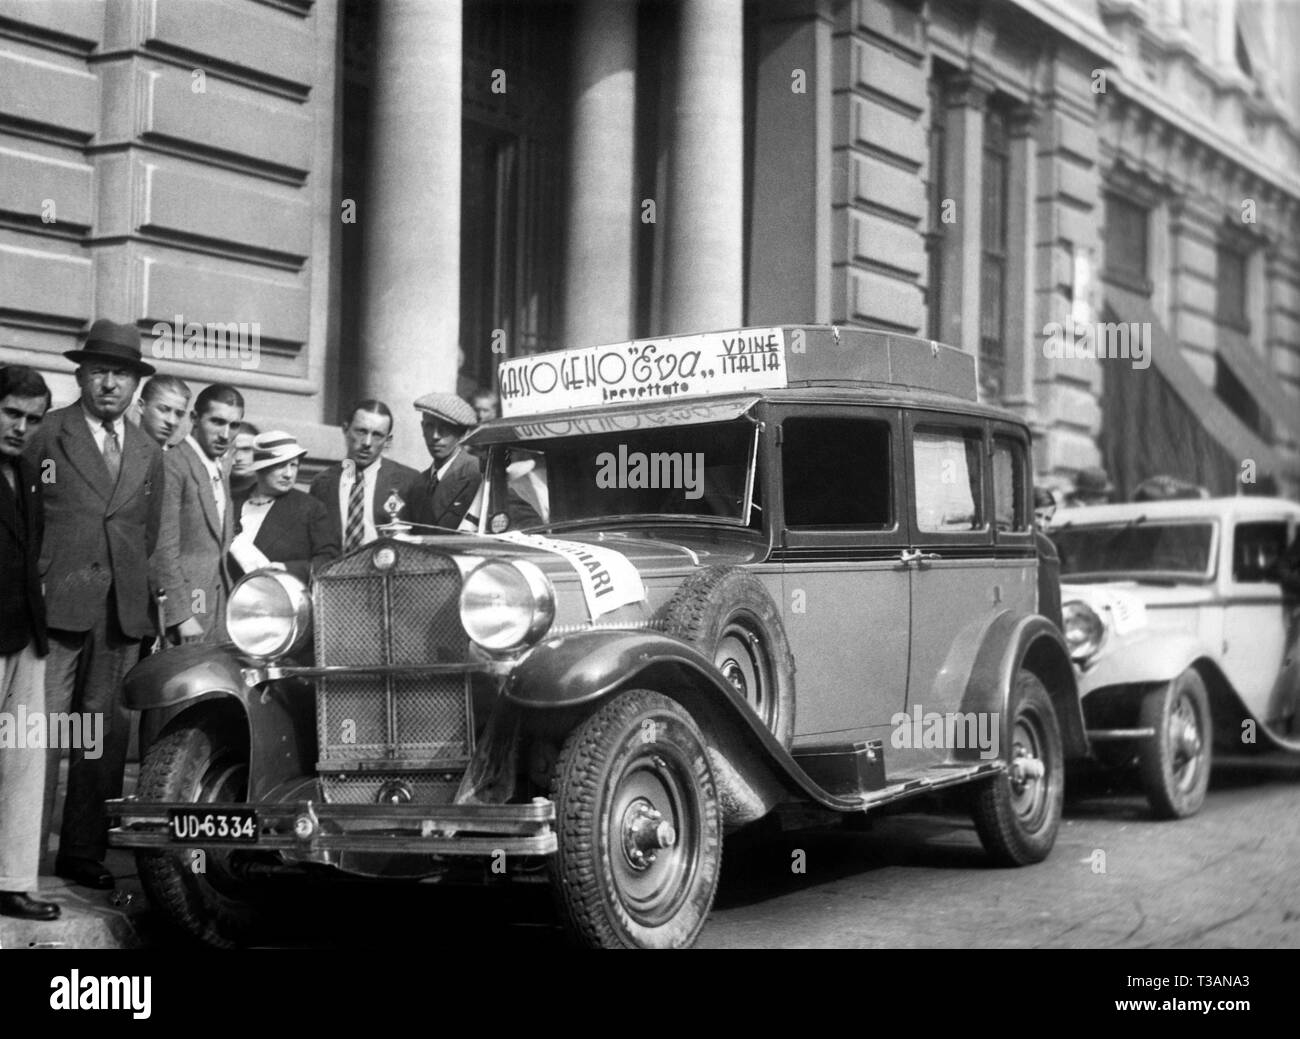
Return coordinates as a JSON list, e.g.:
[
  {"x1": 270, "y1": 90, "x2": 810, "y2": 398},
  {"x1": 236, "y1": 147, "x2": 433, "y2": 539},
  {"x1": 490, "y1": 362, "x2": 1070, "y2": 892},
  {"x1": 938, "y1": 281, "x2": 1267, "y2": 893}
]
[{"x1": 900, "y1": 549, "x2": 942, "y2": 565}]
